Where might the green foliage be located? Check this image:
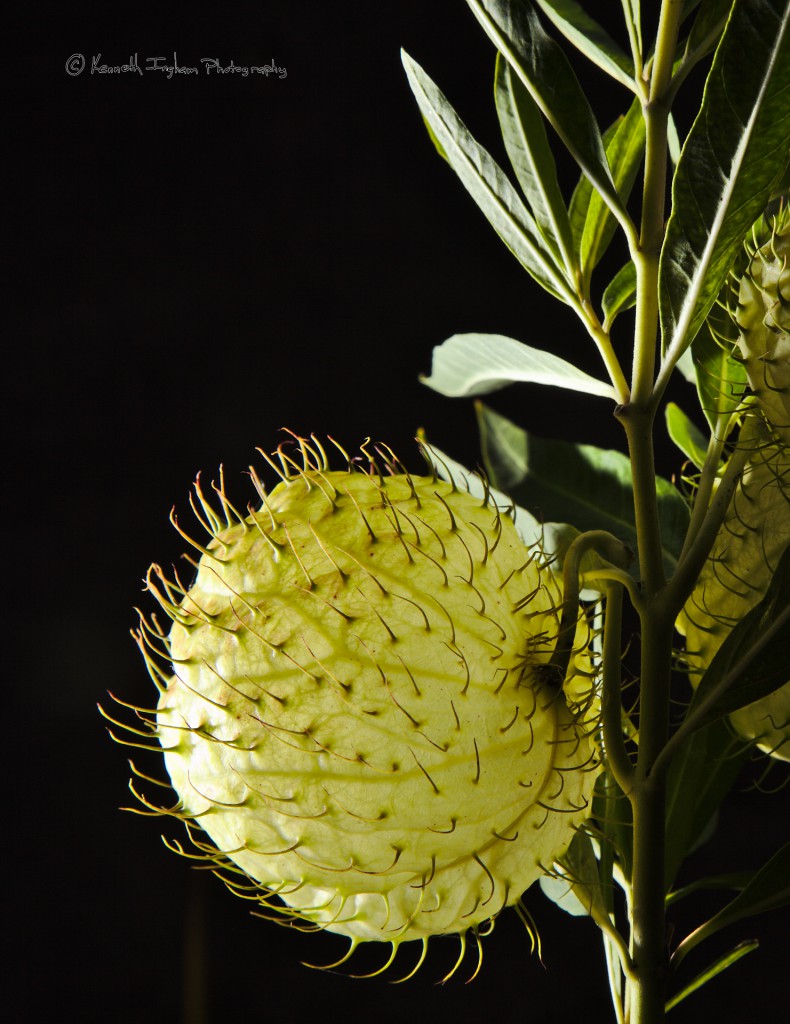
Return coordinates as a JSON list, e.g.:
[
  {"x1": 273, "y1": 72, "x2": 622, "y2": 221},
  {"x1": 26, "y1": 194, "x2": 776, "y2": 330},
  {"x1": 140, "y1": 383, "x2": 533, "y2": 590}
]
[
  {"x1": 688, "y1": 545, "x2": 790, "y2": 727},
  {"x1": 665, "y1": 401, "x2": 709, "y2": 469},
  {"x1": 466, "y1": 1, "x2": 629, "y2": 228},
  {"x1": 602, "y1": 260, "x2": 637, "y2": 328},
  {"x1": 572, "y1": 98, "x2": 645, "y2": 293},
  {"x1": 403, "y1": 2, "x2": 790, "y2": 1016},
  {"x1": 402, "y1": 51, "x2": 575, "y2": 302},
  {"x1": 659, "y1": 0, "x2": 790, "y2": 372},
  {"x1": 119, "y1": 4, "x2": 790, "y2": 1020},
  {"x1": 671, "y1": 844, "x2": 790, "y2": 968},
  {"x1": 476, "y1": 402, "x2": 689, "y2": 580},
  {"x1": 664, "y1": 718, "x2": 750, "y2": 890},
  {"x1": 495, "y1": 53, "x2": 575, "y2": 273}
]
